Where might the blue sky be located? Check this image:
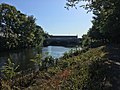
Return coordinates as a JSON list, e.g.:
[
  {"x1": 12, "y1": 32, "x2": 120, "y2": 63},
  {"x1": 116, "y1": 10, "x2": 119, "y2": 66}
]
[{"x1": 0, "y1": 0, "x2": 93, "y2": 38}]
